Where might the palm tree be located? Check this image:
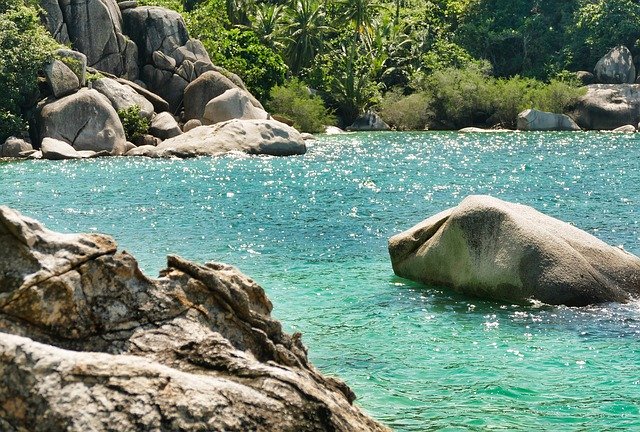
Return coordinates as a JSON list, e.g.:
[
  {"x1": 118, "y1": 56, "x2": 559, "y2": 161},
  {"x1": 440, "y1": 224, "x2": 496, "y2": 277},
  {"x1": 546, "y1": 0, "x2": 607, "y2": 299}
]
[
  {"x1": 249, "y1": 2, "x2": 286, "y2": 50},
  {"x1": 283, "y1": 0, "x2": 330, "y2": 75}
]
